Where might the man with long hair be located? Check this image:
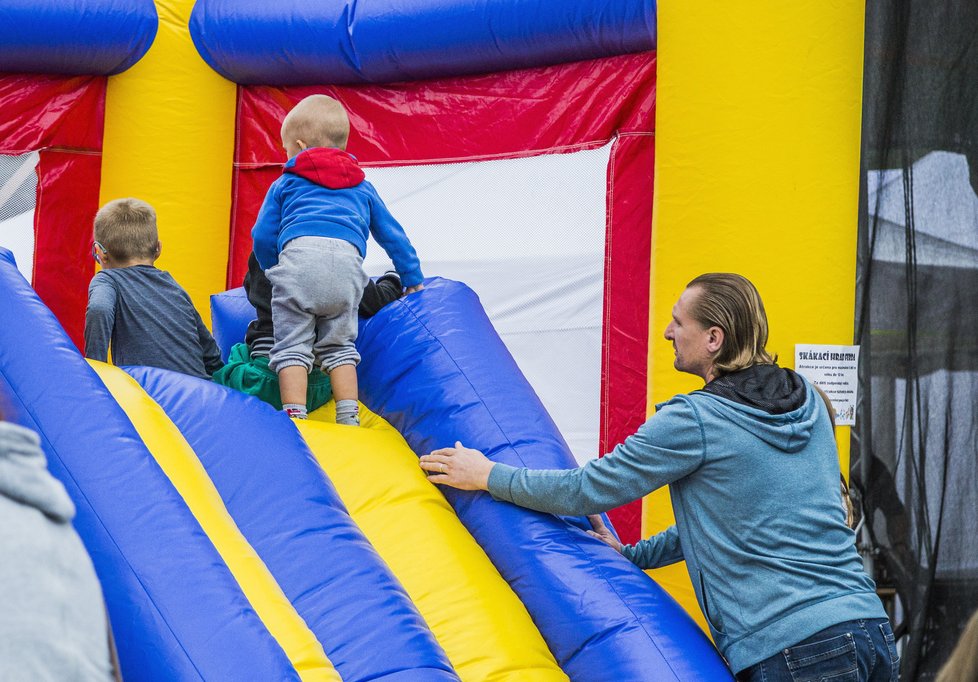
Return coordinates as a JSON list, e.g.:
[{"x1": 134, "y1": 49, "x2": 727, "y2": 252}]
[{"x1": 421, "y1": 273, "x2": 897, "y2": 681}]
